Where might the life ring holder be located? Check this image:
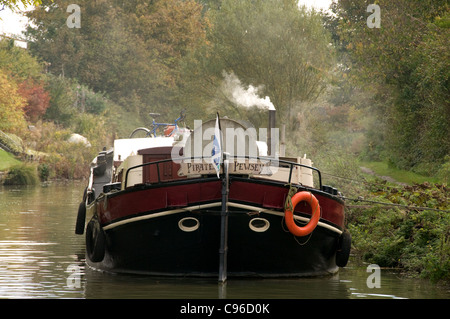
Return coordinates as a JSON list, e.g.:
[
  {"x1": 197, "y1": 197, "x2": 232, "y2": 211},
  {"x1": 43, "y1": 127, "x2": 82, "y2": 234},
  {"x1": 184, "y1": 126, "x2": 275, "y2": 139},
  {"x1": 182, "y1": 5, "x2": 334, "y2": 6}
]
[{"x1": 284, "y1": 191, "x2": 321, "y2": 237}]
